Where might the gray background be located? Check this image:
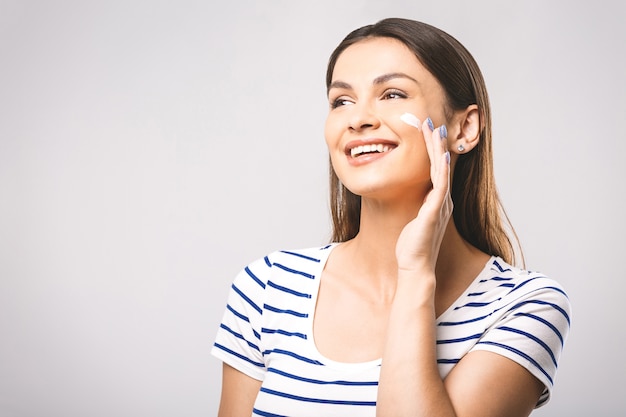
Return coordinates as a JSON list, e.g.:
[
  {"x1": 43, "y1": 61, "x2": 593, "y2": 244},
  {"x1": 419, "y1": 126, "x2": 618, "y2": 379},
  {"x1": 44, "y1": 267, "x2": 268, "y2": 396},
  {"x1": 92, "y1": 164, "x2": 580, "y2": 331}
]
[{"x1": 1, "y1": 0, "x2": 624, "y2": 416}]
